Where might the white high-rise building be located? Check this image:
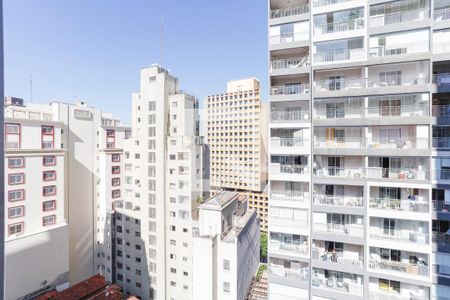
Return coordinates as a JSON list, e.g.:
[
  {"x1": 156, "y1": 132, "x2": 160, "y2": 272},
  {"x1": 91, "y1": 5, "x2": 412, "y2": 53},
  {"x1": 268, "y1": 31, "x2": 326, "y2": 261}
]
[
  {"x1": 113, "y1": 65, "x2": 207, "y2": 300},
  {"x1": 3, "y1": 99, "x2": 130, "y2": 299},
  {"x1": 267, "y1": 0, "x2": 450, "y2": 299}
]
